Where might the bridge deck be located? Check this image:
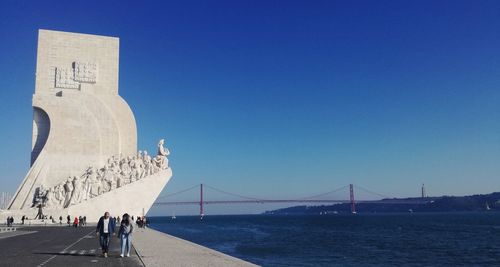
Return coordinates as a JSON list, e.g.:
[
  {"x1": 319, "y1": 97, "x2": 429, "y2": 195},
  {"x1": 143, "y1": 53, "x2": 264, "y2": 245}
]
[{"x1": 154, "y1": 199, "x2": 432, "y2": 205}]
